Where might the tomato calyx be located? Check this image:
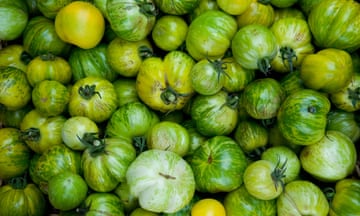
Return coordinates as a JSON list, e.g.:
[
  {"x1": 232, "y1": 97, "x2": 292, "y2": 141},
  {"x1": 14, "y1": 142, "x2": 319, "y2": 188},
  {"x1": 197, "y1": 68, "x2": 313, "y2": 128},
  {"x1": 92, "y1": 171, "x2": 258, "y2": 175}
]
[
  {"x1": 135, "y1": 0, "x2": 158, "y2": 17},
  {"x1": 138, "y1": 45, "x2": 154, "y2": 60},
  {"x1": 207, "y1": 58, "x2": 231, "y2": 82},
  {"x1": 225, "y1": 93, "x2": 240, "y2": 109},
  {"x1": 39, "y1": 53, "x2": 56, "y2": 61},
  {"x1": 77, "y1": 133, "x2": 106, "y2": 157},
  {"x1": 347, "y1": 87, "x2": 360, "y2": 107},
  {"x1": 133, "y1": 136, "x2": 148, "y2": 155},
  {"x1": 20, "y1": 127, "x2": 41, "y2": 142},
  {"x1": 271, "y1": 158, "x2": 287, "y2": 191},
  {"x1": 160, "y1": 75, "x2": 191, "y2": 106},
  {"x1": 280, "y1": 46, "x2": 297, "y2": 73},
  {"x1": 78, "y1": 84, "x2": 102, "y2": 100},
  {"x1": 9, "y1": 176, "x2": 27, "y2": 190},
  {"x1": 322, "y1": 186, "x2": 336, "y2": 203},
  {"x1": 20, "y1": 51, "x2": 33, "y2": 65},
  {"x1": 257, "y1": 57, "x2": 272, "y2": 75},
  {"x1": 159, "y1": 172, "x2": 176, "y2": 180}
]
